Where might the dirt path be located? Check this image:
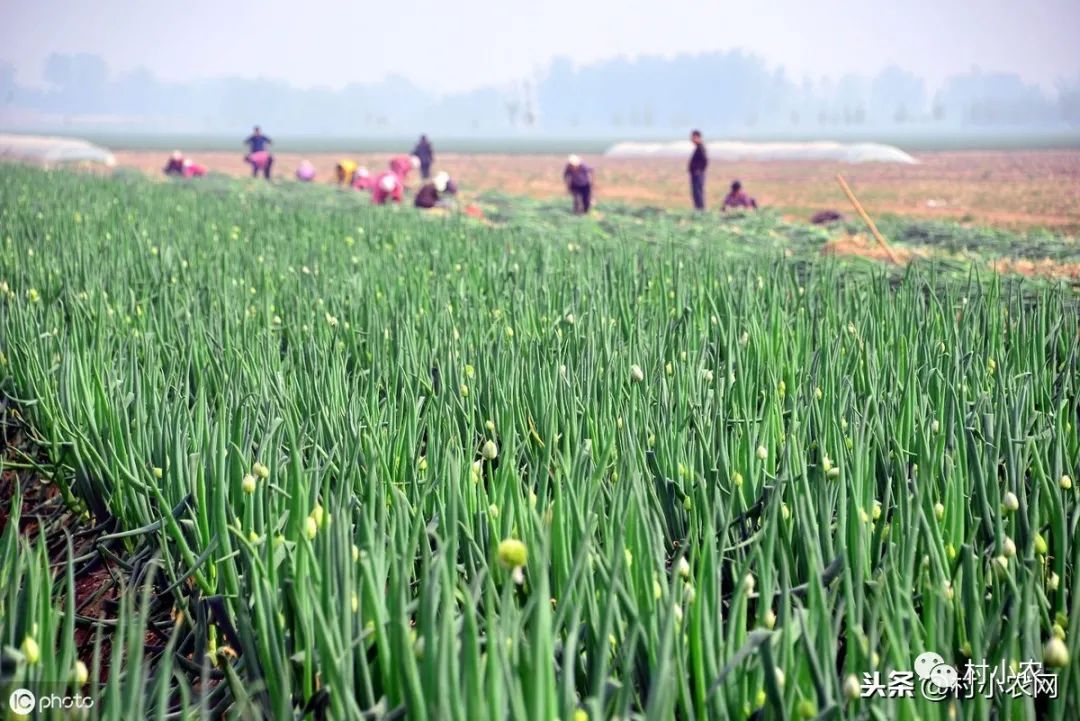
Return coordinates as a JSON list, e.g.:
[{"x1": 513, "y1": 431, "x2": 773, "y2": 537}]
[{"x1": 111, "y1": 148, "x2": 1080, "y2": 232}]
